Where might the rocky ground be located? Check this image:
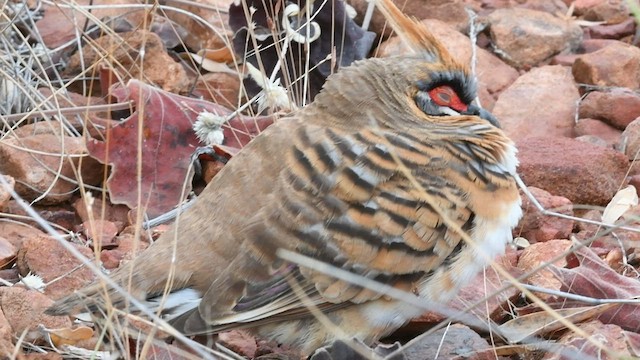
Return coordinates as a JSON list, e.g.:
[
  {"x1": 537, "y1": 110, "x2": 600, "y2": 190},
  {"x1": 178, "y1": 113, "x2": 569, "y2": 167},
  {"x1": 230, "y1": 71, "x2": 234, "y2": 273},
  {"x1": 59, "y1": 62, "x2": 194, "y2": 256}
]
[{"x1": 0, "y1": 0, "x2": 640, "y2": 358}]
